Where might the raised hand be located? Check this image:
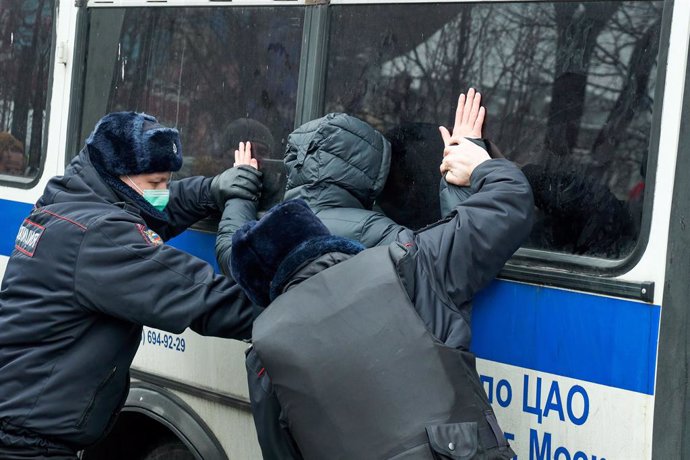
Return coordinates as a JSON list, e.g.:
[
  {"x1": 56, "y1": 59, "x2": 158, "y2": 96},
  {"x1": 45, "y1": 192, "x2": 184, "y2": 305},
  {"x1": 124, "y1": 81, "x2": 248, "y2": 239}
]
[
  {"x1": 211, "y1": 141, "x2": 263, "y2": 207},
  {"x1": 234, "y1": 141, "x2": 259, "y2": 169},
  {"x1": 439, "y1": 88, "x2": 485, "y2": 149},
  {"x1": 439, "y1": 138, "x2": 491, "y2": 187}
]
